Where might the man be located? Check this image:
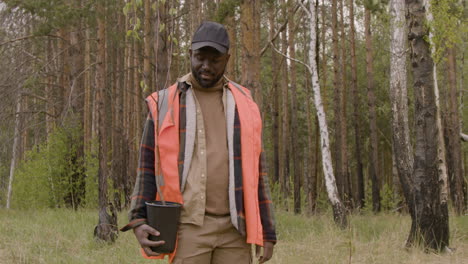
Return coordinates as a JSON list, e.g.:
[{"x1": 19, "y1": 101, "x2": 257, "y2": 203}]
[{"x1": 121, "y1": 21, "x2": 276, "y2": 264}]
